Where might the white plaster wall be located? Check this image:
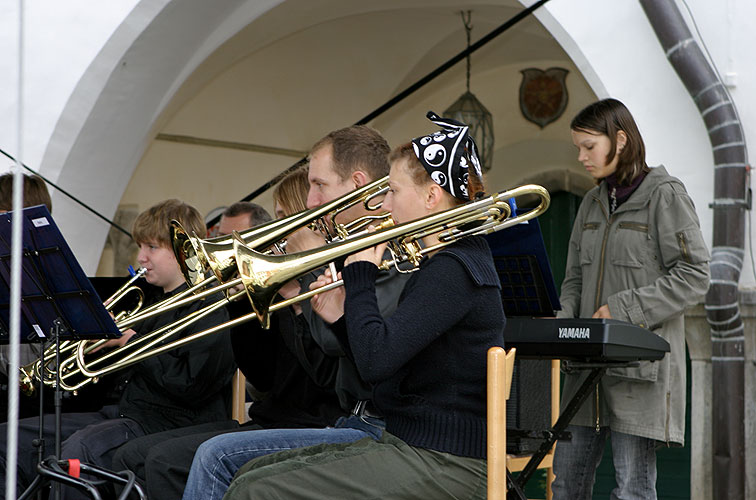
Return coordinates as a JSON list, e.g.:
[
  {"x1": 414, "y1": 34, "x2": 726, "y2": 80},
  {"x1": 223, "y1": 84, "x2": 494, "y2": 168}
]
[
  {"x1": 4, "y1": 0, "x2": 756, "y2": 285},
  {"x1": 35, "y1": 0, "x2": 284, "y2": 275},
  {"x1": 533, "y1": 0, "x2": 756, "y2": 286},
  {"x1": 0, "y1": 1, "x2": 139, "y2": 172}
]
